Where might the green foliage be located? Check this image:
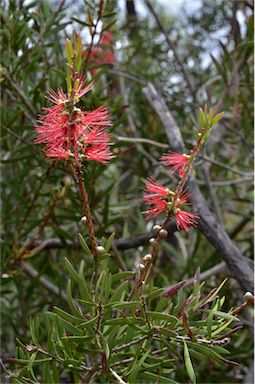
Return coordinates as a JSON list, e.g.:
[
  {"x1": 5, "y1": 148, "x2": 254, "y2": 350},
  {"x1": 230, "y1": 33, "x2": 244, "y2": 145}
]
[{"x1": 7, "y1": 257, "x2": 241, "y2": 383}]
